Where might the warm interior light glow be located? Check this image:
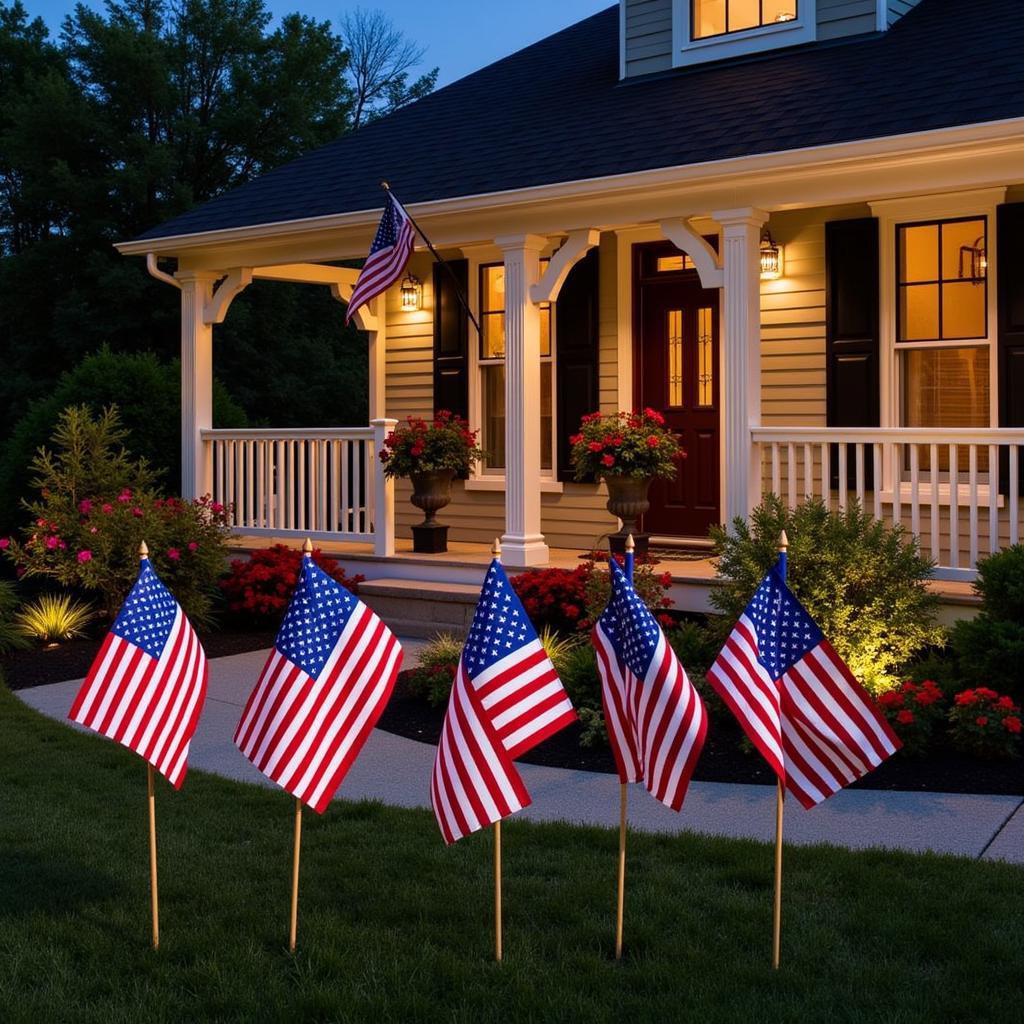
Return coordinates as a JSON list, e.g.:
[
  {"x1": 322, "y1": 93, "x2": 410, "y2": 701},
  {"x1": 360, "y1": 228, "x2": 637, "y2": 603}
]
[{"x1": 400, "y1": 273, "x2": 422, "y2": 311}]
